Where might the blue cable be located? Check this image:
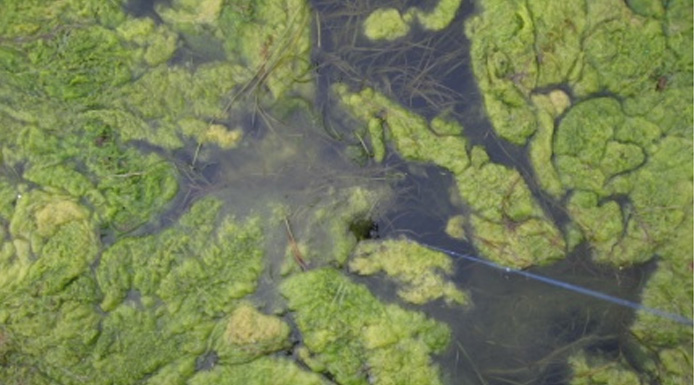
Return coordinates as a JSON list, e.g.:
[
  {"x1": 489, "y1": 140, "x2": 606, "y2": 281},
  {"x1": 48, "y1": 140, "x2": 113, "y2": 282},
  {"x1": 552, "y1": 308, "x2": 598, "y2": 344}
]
[{"x1": 420, "y1": 243, "x2": 694, "y2": 327}]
